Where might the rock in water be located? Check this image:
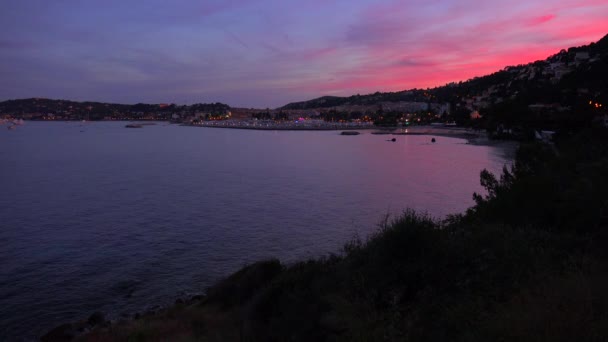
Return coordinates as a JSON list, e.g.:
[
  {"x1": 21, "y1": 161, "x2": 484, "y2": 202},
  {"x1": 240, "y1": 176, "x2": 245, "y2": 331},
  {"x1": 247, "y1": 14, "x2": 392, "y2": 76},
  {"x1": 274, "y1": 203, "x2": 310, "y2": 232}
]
[
  {"x1": 88, "y1": 312, "x2": 106, "y2": 326},
  {"x1": 41, "y1": 323, "x2": 77, "y2": 342}
]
